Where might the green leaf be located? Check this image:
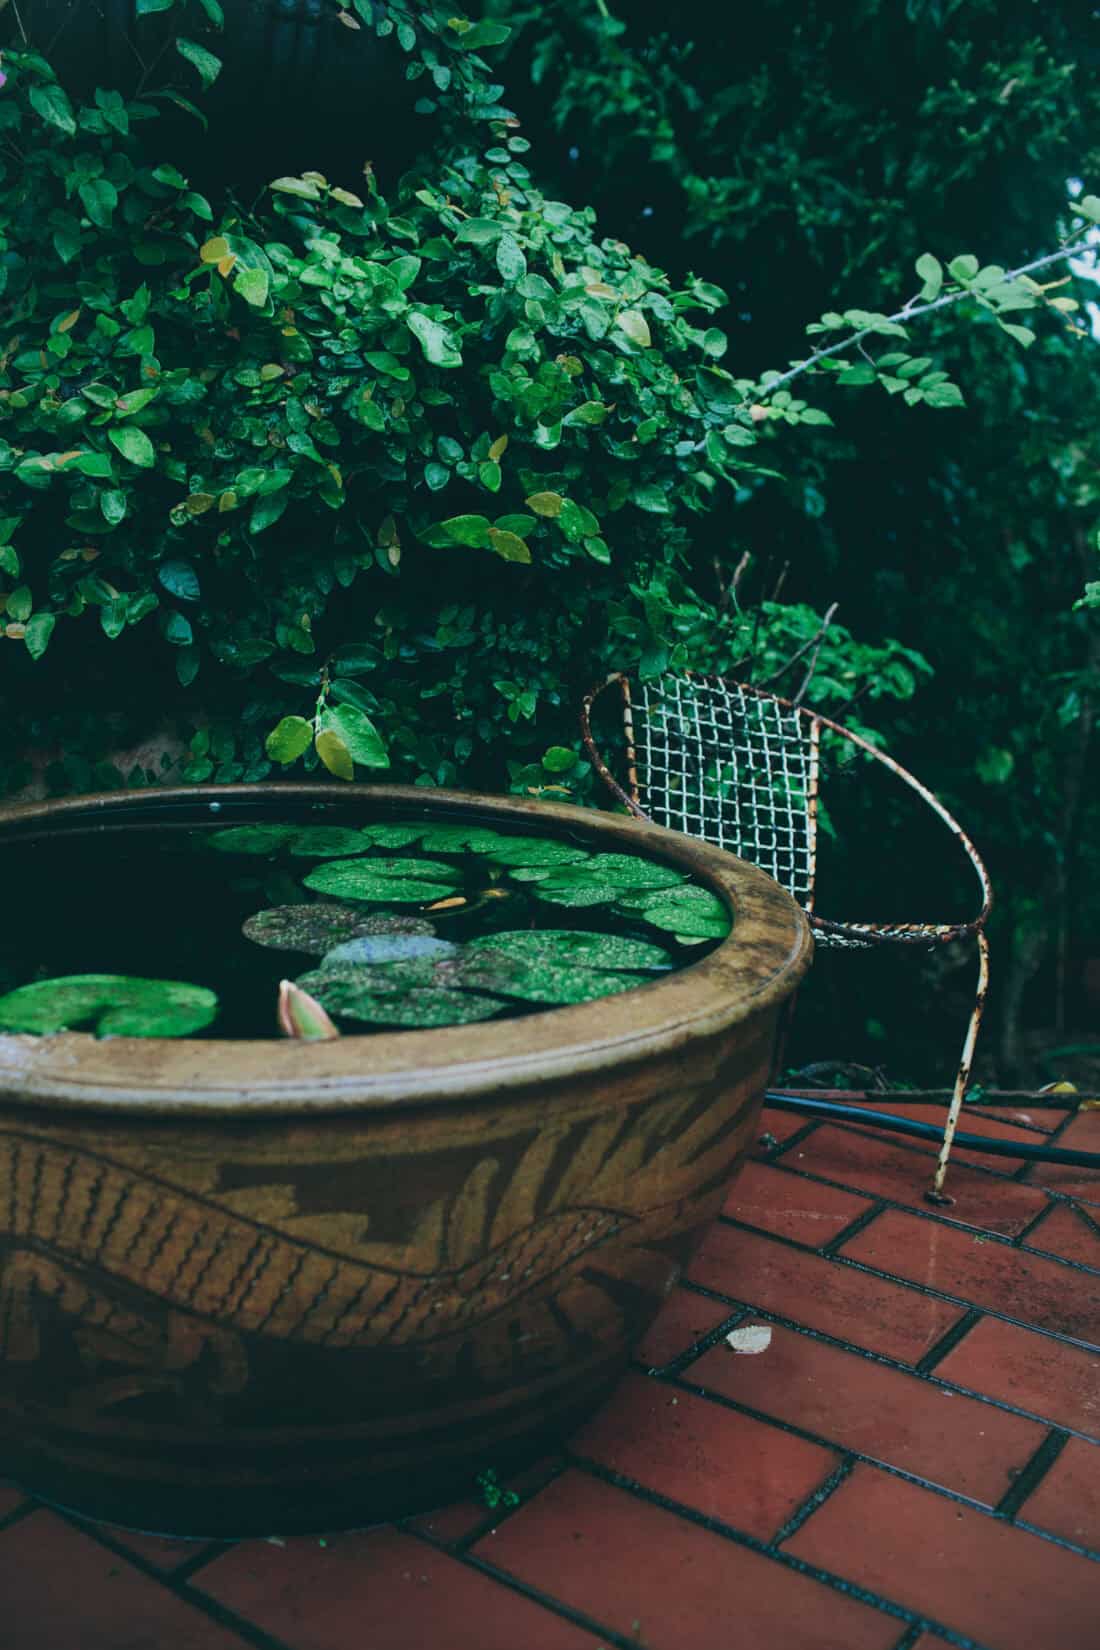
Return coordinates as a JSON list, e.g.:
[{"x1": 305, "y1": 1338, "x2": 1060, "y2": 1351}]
[
  {"x1": 320, "y1": 703, "x2": 390, "y2": 768},
  {"x1": 234, "y1": 266, "x2": 270, "y2": 307},
  {"x1": 242, "y1": 905, "x2": 433, "y2": 954},
  {"x1": 265, "y1": 715, "x2": 314, "y2": 764},
  {"x1": 439, "y1": 514, "x2": 492, "y2": 549},
  {"x1": 302, "y1": 859, "x2": 460, "y2": 903},
  {"x1": 24, "y1": 612, "x2": 56, "y2": 660},
  {"x1": 453, "y1": 19, "x2": 511, "y2": 50},
  {"x1": 488, "y1": 528, "x2": 532, "y2": 563},
  {"x1": 615, "y1": 309, "x2": 652, "y2": 348},
  {"x1": 158, "y1": 561, "x2": 200, "y2": 601},
  {"x1": 0, "y1": 975, "x2": 218, "y2": 1037},
  {"x1": 136, "y1": 0, "x2": 175, "y2": 11},
  {"x1": 631, "y1": 483, "x2": 671, "y2": 514},
  {"x1": 455, "y1": 219, "x2": 505, "y2": 246},
  {"x1": 209, "y1": 824, "x2": 297, "y2": 855},
  {"x1": 999, "y1": 321, "x2": 1036, "y2": 348},
  {"x1": 108, "y1": 426, "x2": 155, "y2": 467},
  {"x1": 29, "y1": 83, "x2": 77, "y2": 136},
  {"x1": 407, "y1": 313, "x2": 462, "y2": 368},
  {"x1": 176, "y1": 37, "x2": 222, "y2": 86},
  {"x1": 496, "y1": 234, "x2": 527, "y2": 283},
  {"x1": 525, "y1": 491, "x2": 564, "y2": 517},
  {"x1": 270, "y1": 175, "x2": 323, "y2": 200},
  {"x1": 541, "y1": 746, "x2": 577, "y2": 773},
  {"x1": 315, "y1": 729, "x2": 354, "y2": 780},
  {"x1": 915, "y1": 253, "x2": 943, "y2": 301},
  {"x1": 78, "y1": 178, "x2": 118, "y2": 228},
  {"x1": 947, "y1": 254, "x2": 979, "y2": 283}
]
